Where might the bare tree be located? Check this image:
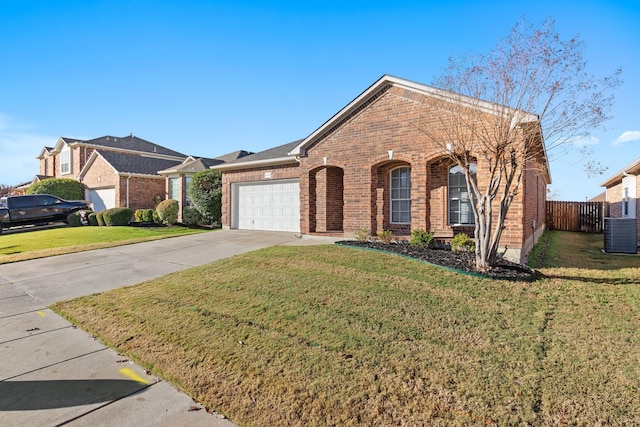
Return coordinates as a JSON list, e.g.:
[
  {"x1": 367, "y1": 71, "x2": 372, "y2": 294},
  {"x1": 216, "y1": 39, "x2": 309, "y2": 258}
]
[
  {"x1": 0, "y1": 184, "x2": 13, "y2": 197},
  {"x1": 422, "y1": 17, "x2": 621, "y2": 272}
]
